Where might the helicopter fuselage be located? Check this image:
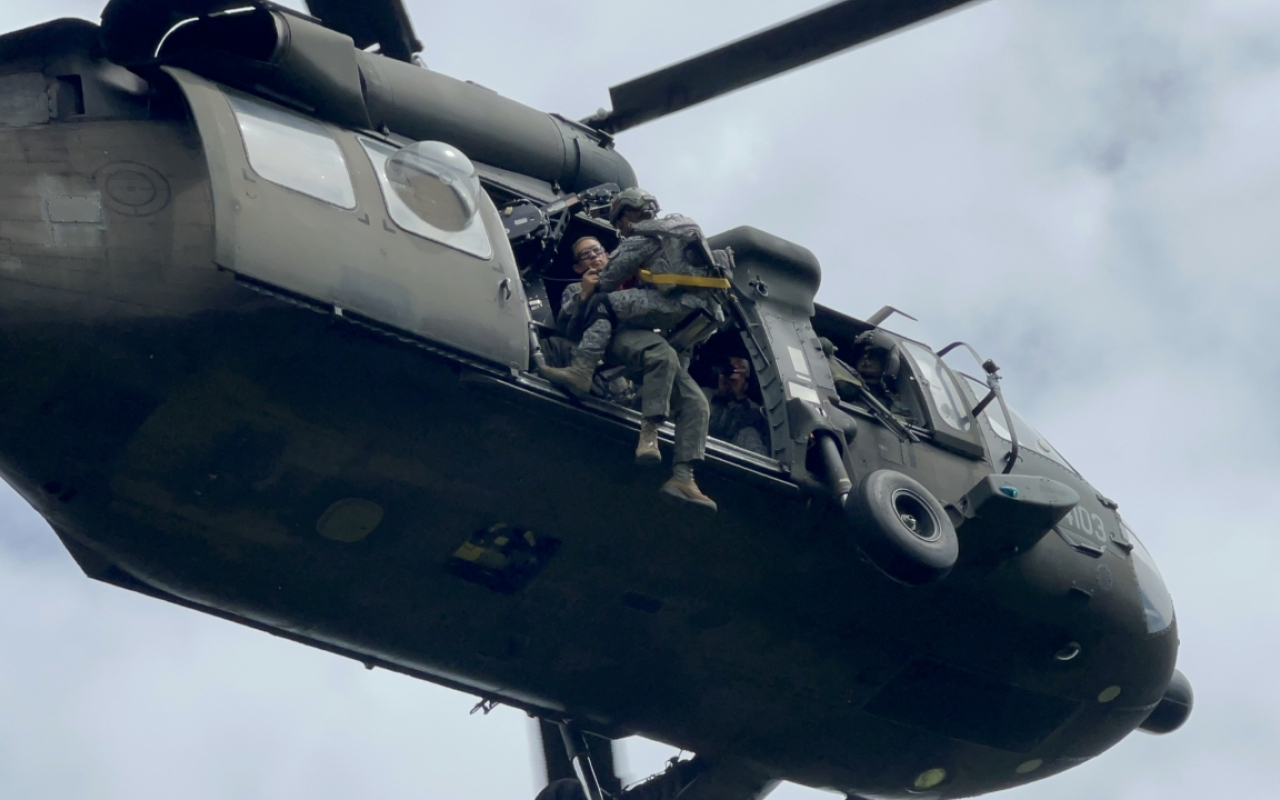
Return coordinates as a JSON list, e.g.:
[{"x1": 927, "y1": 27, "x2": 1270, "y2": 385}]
[{"x1": 0, "y1": 20, "x2": 1180, "y2": 800}]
